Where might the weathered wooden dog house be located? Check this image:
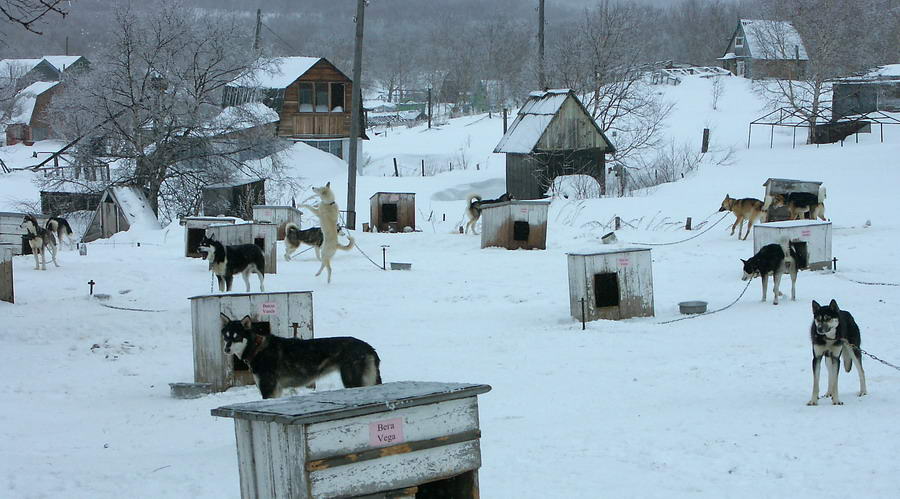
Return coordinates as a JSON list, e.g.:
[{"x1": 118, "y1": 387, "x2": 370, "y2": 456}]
[
  {"x1": 189, "y1": 291, "x2": 313, "y2": 393},
  {"x1": 202, "y1": 179, "x2": 266, "y2": 220},
  {"x1": 252, "y1": 205, "x2": 302, "y2": 240},
  {"x1": 181, "y1": 216, "x2": 238, "y2": 258},
  {"x1": 480, "y1": 199, "x2": 550, "y2": 250},
  {"x1": 211, "y1": 381, "x2": 491, "y2": 499},
  {"x1": 81, "y1": 186, "x2": 160, "y2": 243},
  {"x1": 762, "y1": 178, "x2": 824, "y2": 222},
  {"x1": 494, "y1": 89, "x2": 615, "y2": 200},
  {"x1": 568, "y1": 248, "x2": 655, "y2": 321},
  {"x1": 0, "y1": 211, "x2": 47, "y2": 256},
  {"x1": 753, "y1": 220, "x2": 833, "y2": 271},
  {"x1": 1, "y1": 247, "x2": 13, "y2": 304},
  {"x1": 206, "y1": 222, "x2": 278, "y2": 274},
  {"x1": 369, "y1": 192, "x2": 415, "y2": 233}
]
